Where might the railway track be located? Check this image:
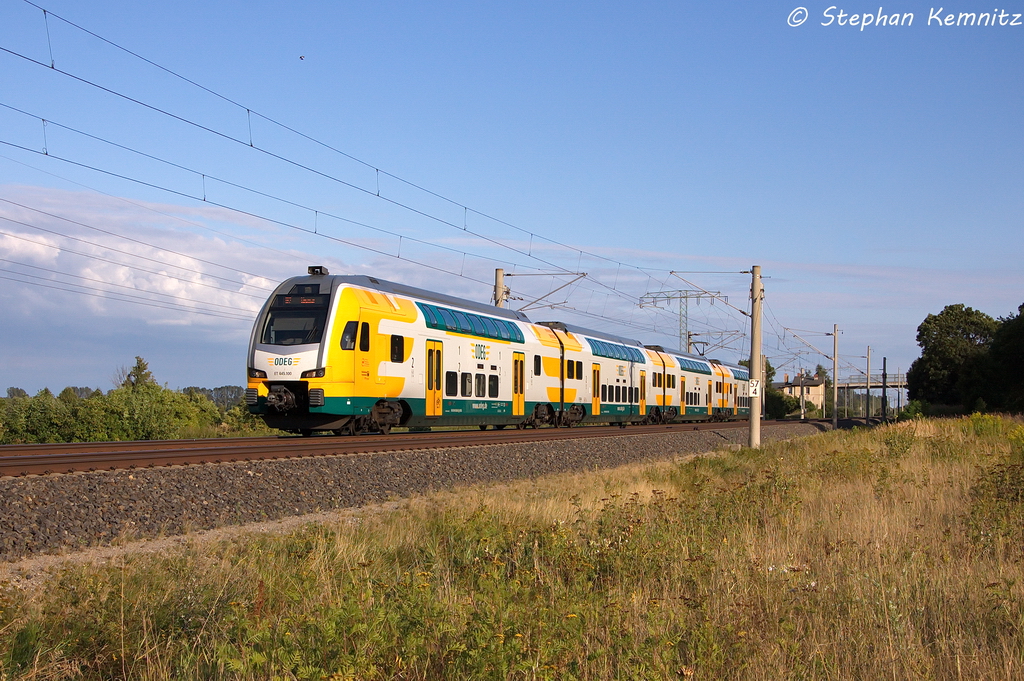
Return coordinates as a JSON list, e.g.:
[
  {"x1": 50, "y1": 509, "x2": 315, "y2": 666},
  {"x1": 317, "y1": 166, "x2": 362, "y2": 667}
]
[{"x1": 0, "y1": 420, "x2": 760, "y2": 477}]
